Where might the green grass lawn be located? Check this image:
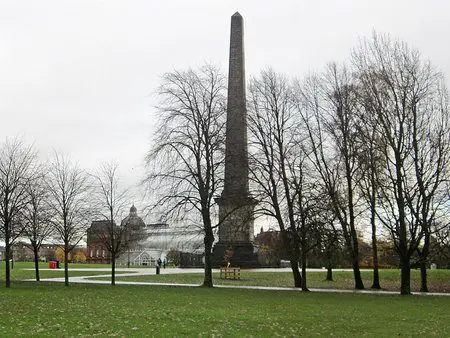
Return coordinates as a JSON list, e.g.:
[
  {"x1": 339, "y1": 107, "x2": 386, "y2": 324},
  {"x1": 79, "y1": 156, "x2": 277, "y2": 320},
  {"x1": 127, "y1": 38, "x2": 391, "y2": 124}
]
[
  {"x1": 95, "y1": 269, "x2": 450, "y2": 293},
  {"x1": 0, "y1": 282, "x2": 448, "y2": 336},
  {"x1": 0, "y1": 262, "x2": 126, "y2": 283},
  {"x1": 2, "y1": 263, "x2": 449, "y2": 293}
]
